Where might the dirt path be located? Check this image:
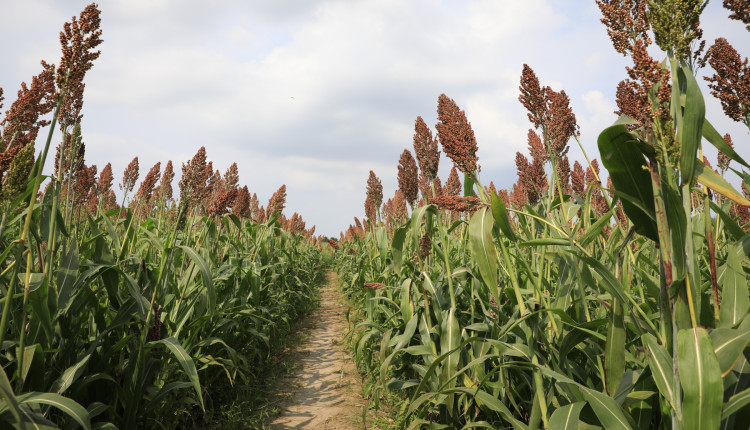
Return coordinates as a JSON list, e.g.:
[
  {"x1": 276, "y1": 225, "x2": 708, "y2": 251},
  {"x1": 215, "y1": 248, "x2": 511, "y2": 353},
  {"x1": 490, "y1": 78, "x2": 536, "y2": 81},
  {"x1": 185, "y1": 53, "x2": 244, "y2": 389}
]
[{"x1": 268, "y1": 271, "x2": 366, "y2": 429}]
